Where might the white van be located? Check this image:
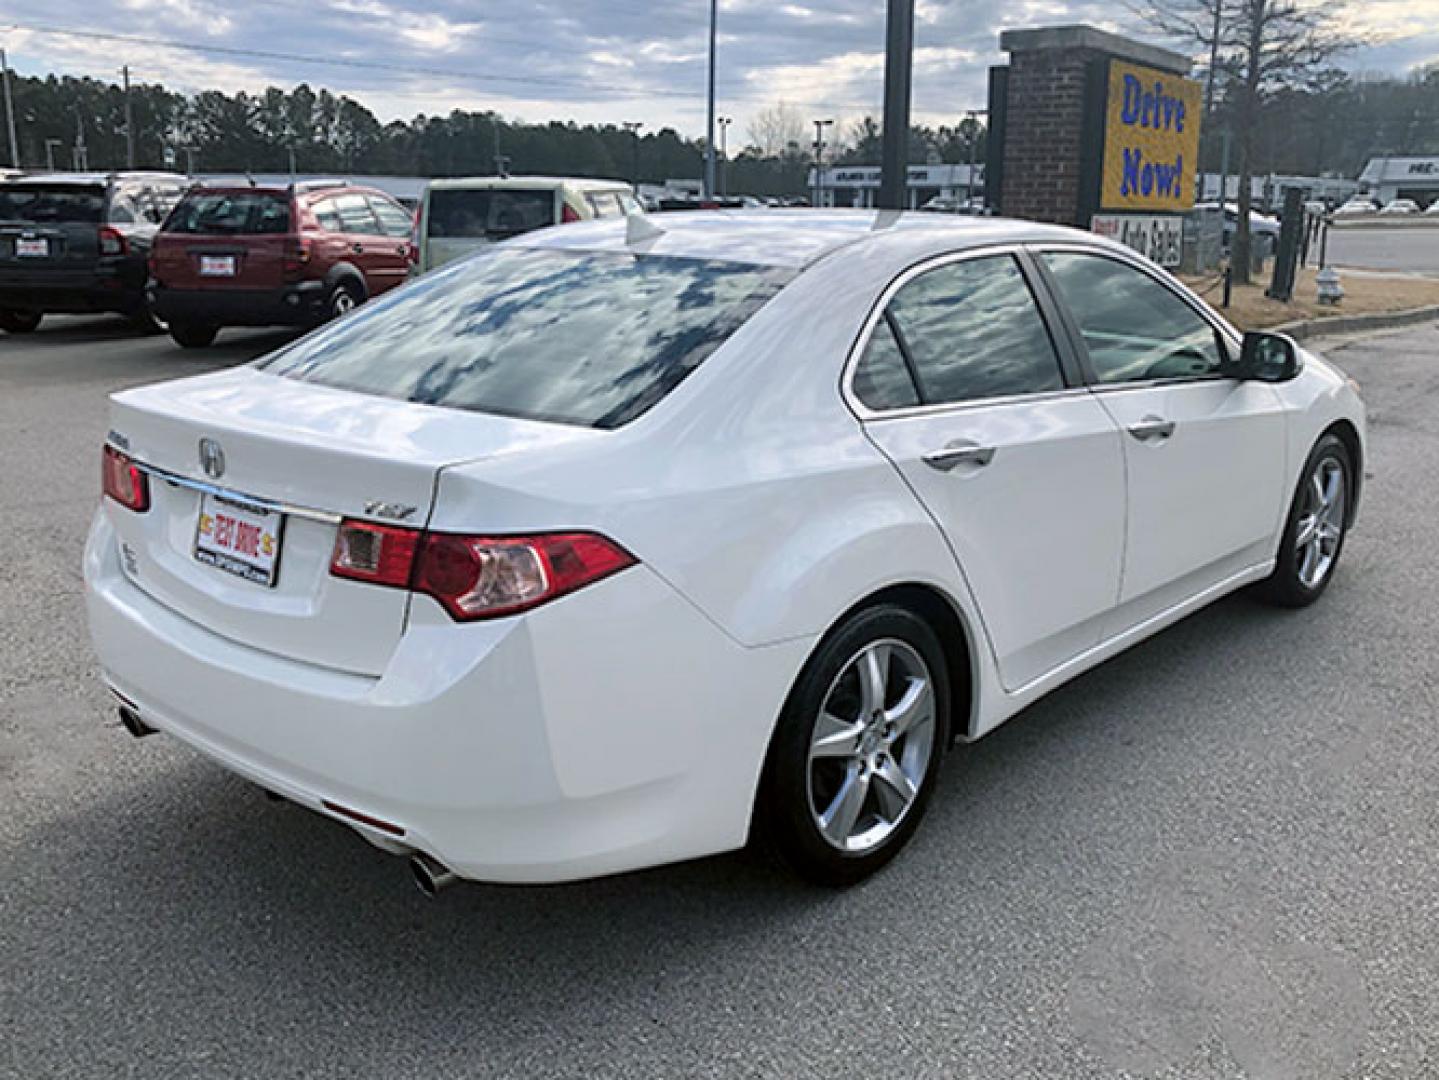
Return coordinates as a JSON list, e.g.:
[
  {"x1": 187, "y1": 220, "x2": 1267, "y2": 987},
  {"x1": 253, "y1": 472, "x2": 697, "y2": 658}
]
[{"x1": 413, "y1": 176, "x2": 642, "y2": 274}]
